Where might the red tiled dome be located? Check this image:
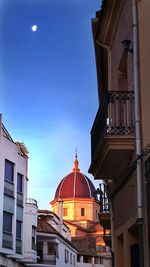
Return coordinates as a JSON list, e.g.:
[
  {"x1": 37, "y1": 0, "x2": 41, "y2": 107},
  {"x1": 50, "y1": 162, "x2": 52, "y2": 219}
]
[{"x1": 54, "y1": 156, "x2": 96, "y2": 199}]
